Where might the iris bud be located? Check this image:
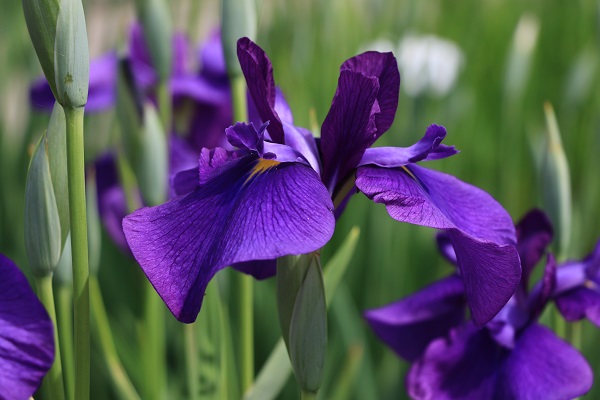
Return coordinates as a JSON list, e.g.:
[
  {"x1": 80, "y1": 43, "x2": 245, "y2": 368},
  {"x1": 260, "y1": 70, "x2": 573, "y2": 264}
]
[
  {"x1": 54, "y1": 234, "x2": 73, "y2": 285},
  {"x1": 277, "y1": 253, "x2": 327, "y2": 394},
  {"x1": 221, "y1": 0, "x2": 256, "y2": 77},
  {"x1": 135, "y1": 0, "x2": 172, "y2": 82},
  {"x1": 137, "y1": 103, "x2": 168, "y2": 206},
  {"x1": 25, "y1": 133, "x2": 62, "y2": 276},
  {"x1": 541, "y1": 102, "x2": 572, "y2": 259}
]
